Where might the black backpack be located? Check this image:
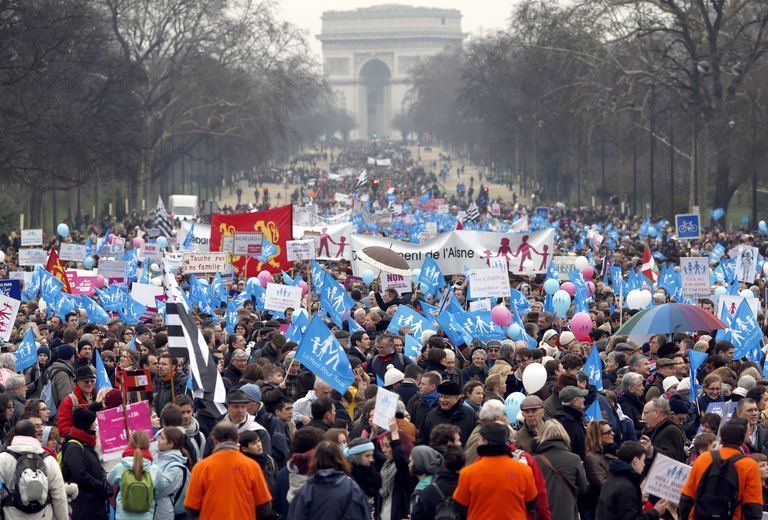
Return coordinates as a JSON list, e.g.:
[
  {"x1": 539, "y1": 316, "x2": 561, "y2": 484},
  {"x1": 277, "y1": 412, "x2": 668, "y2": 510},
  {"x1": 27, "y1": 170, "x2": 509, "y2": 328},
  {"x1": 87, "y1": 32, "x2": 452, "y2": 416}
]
[
  {"x1": 693, "y1": 450, "x2": 744, "y2": 520},
  {"x1": 429, "y1": 478, "x2": 456, "y2": 520}
]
